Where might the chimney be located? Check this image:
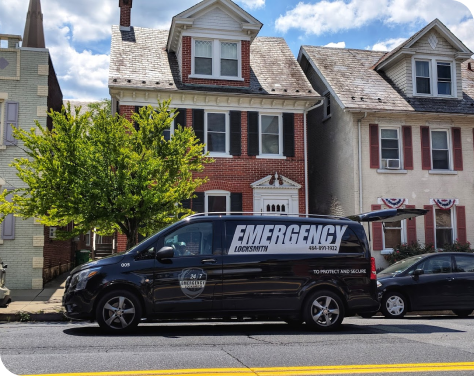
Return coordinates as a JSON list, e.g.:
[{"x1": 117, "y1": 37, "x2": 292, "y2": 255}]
[{"x1": 119, "y1": 0, "x2": 133, "y2": 31}]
